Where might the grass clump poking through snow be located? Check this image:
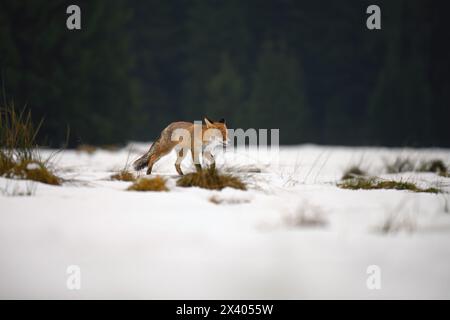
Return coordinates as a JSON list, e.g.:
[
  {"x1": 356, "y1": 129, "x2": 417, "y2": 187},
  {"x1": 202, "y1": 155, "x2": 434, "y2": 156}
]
[
  {"x1": 209, "y1": 194, "x2": 251, "y2": 205},
  {"x1": 418, "y1": 159, "x2": 448, "y2": 177},
  {"x1": 2, "y1": 159, "x2": 60, "y2": 185},
  {"x1": 283, "y1": 200, "x2": 328, "y2": 229},
  {"x1": 0, "y1": 102, "x2": 61, "y2": 185},
  {"x1": 385, "y1": 157, "x2": 415, "y2": 173},
  {"x1": 111, "y1": 148, "x2": 137, "y2": 182},
  {"x1": 341, "y1": 166, "x2": 366, "y2": 180},
  {"x1": 384, "y1": 157, "x2": 449, "y2": 177},
  {"x1": 76, "y1": 144, "x2": 97, "y2": 154},
  {"x1": 377, "y1": 212, "x2": 416, "y2": 234},
  {"x1": 177, "y1": 166, "x2": 246, "y2": 191},
  {"x1": 338, "y1": 177, "x2": 440, "y2": 194},
  {"x1": 111, "y1": 170, "x2": 135, "y2": 182},
  {"x1": 386, "y1": 157, "x2": 415, "y2": 173},
  {"x1": 441, "y1": 172, "x2": 450, "y2": 178},
  {"x1": 127, "y1": 176, "x2": 168, "y2": 192}
]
